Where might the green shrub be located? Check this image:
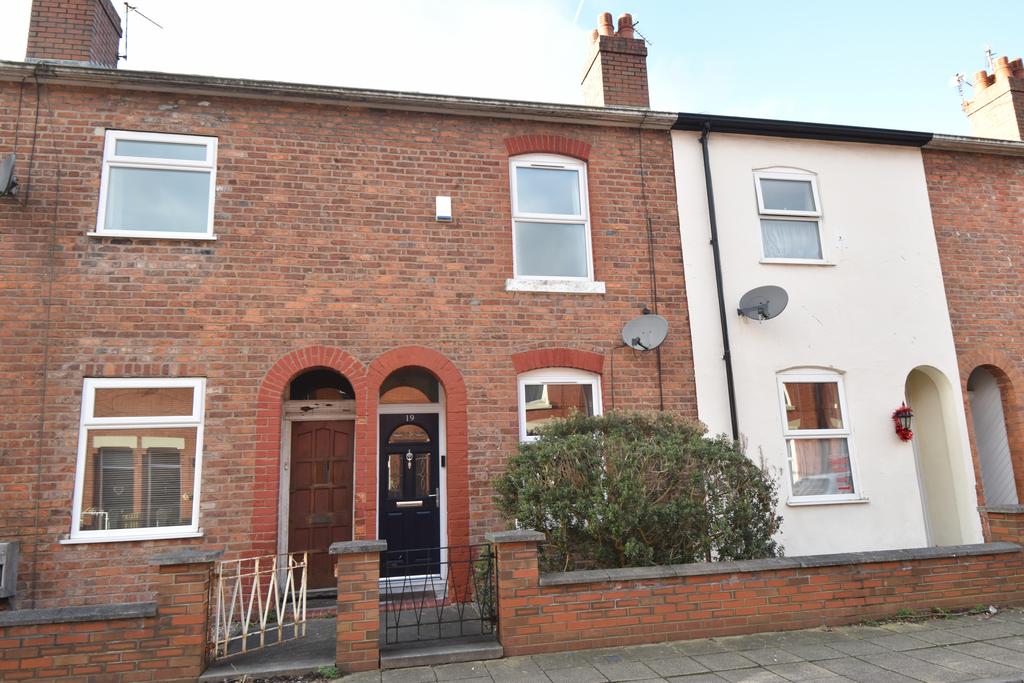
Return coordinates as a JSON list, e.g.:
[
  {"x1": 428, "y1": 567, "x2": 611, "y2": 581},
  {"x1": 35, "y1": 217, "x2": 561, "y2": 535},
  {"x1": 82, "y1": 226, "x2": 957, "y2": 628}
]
[{"x1": 495, "y1": 412, "x2": 783, "y2": 571}]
